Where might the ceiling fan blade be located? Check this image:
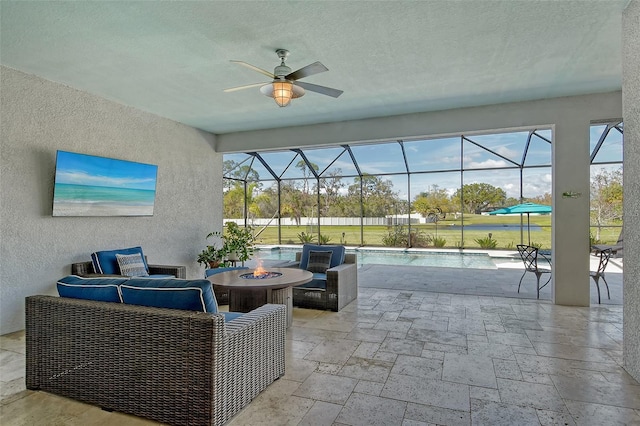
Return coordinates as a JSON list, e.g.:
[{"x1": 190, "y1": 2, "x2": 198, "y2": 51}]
[
  {"x1": 294, "y1": 81, "x2": 343, "y2": 98},
  {"x1": 223, "y1": 82, "x2": 268, "y2": 93},
  {"x1": 286, "y1": 61, "x2": 328, "y2": 81},
  {"x1": 230, "y1": 60, "x2": 275, "y2": 78}
]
